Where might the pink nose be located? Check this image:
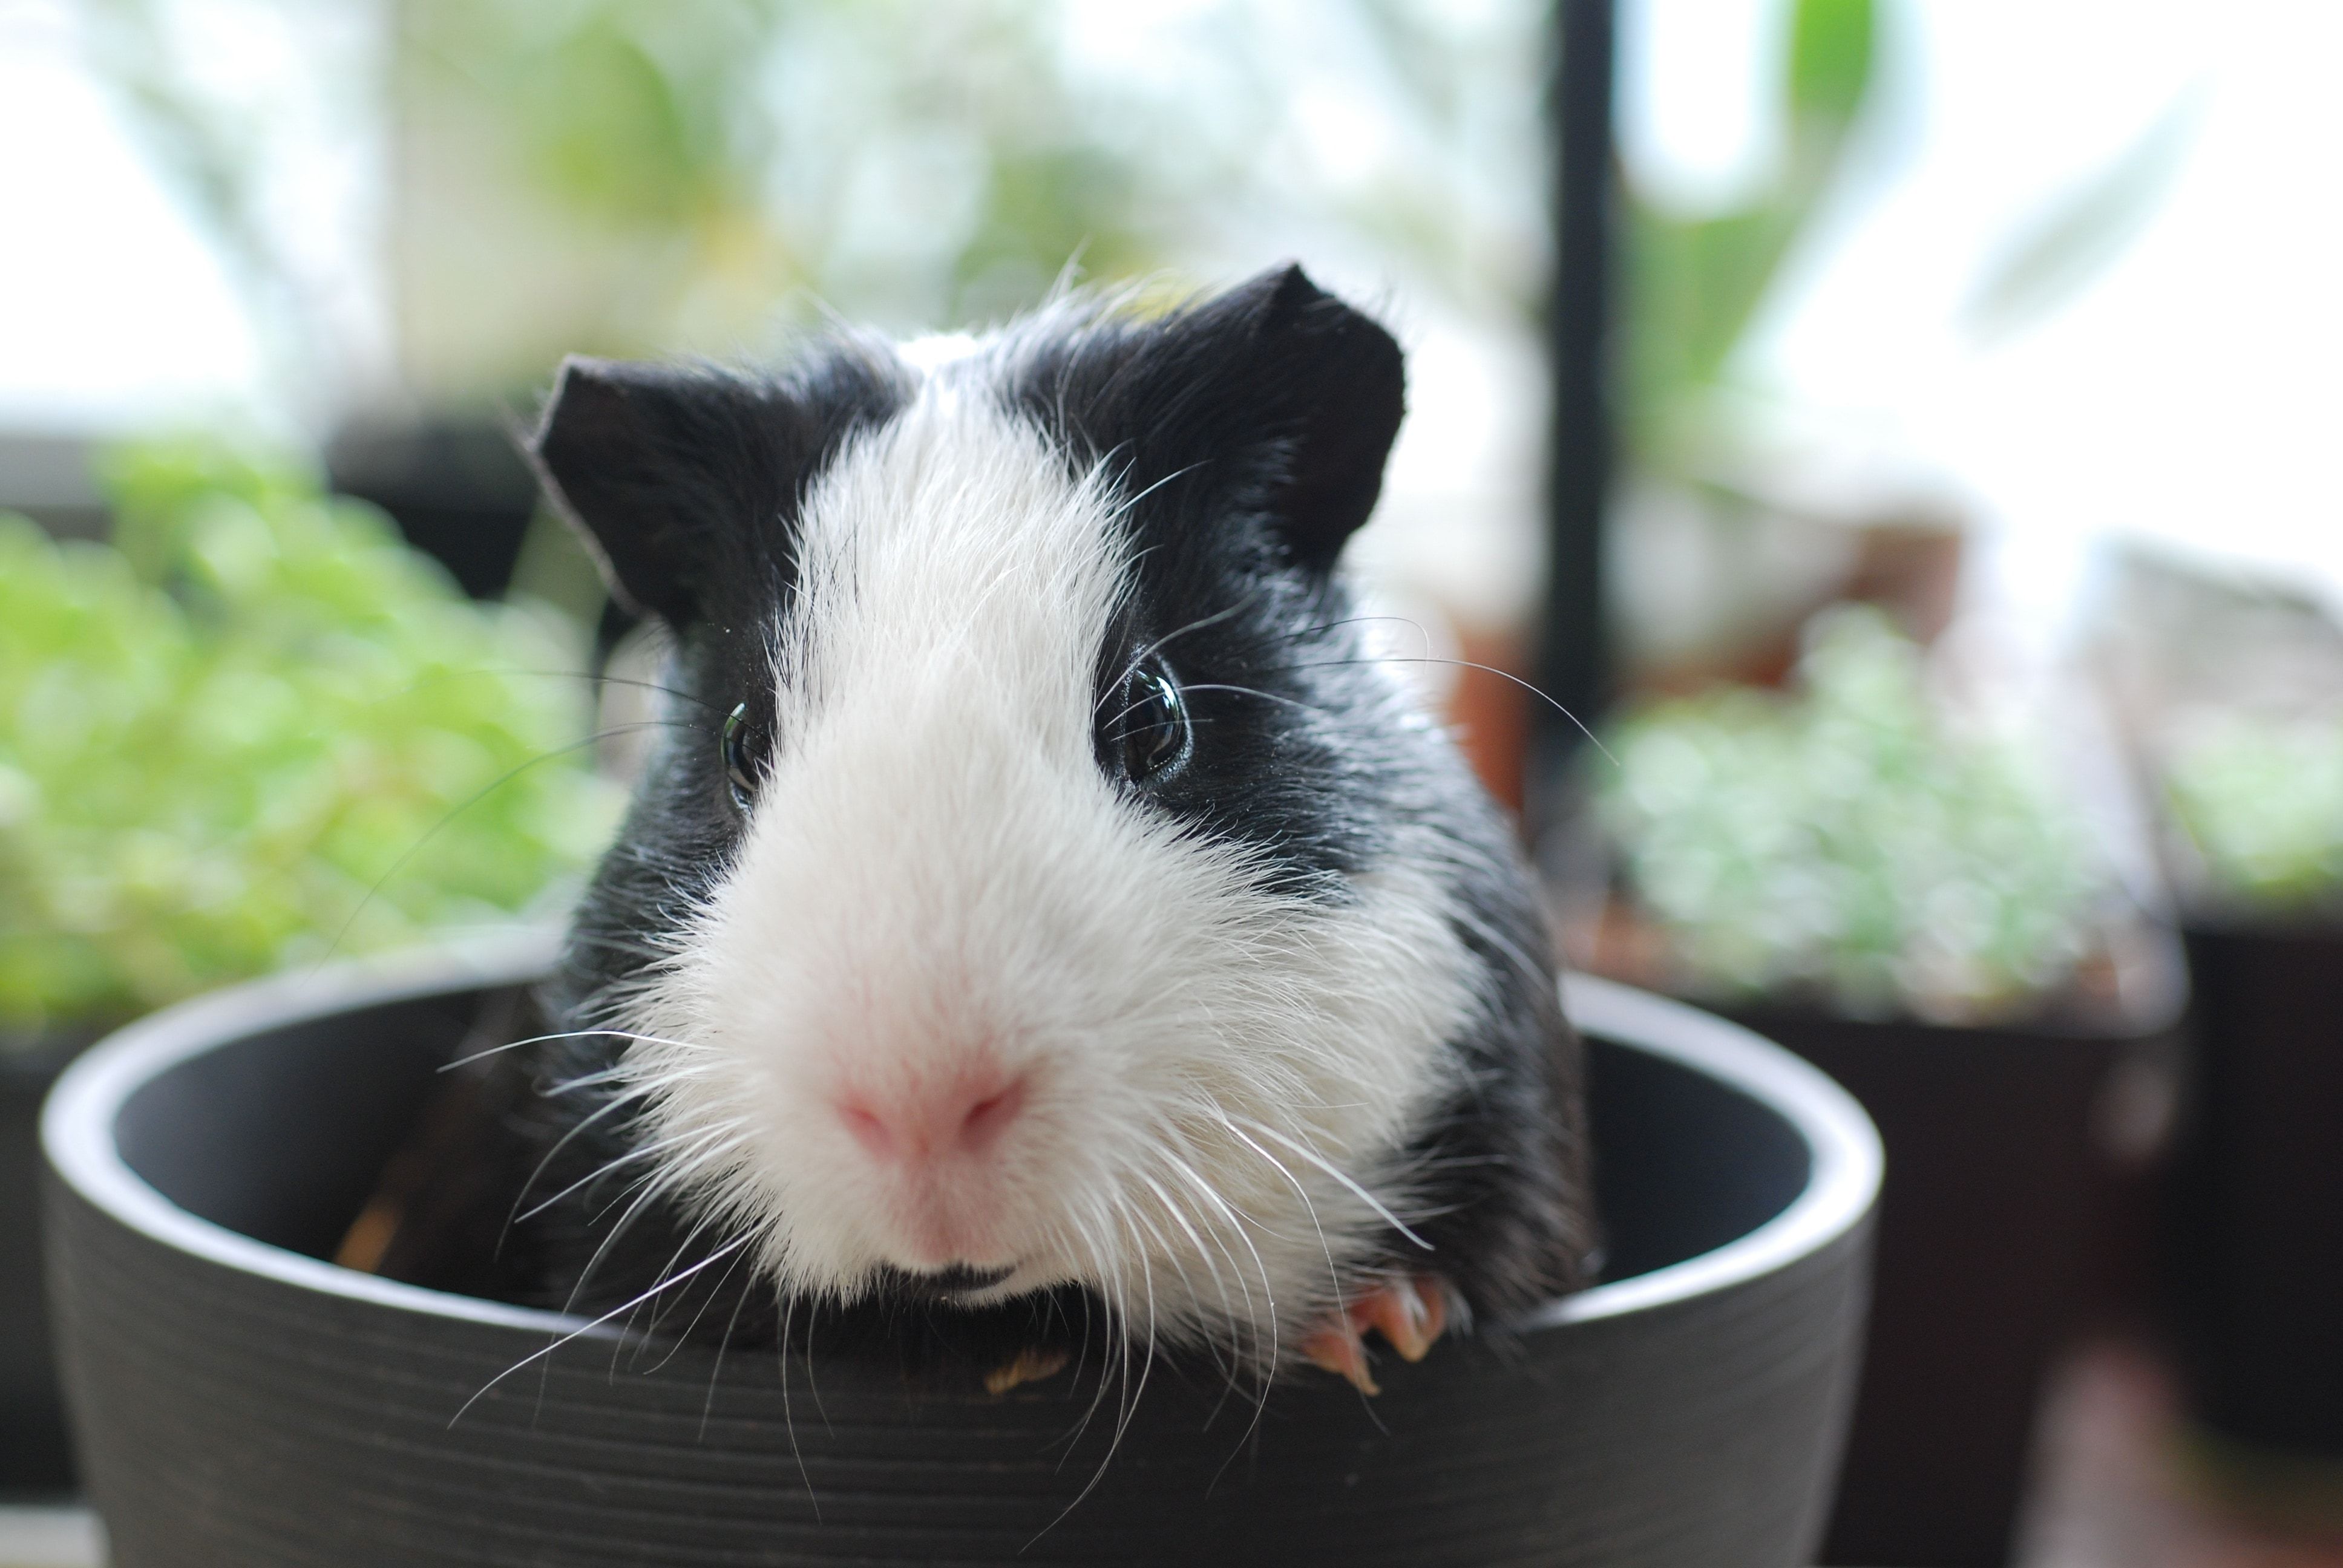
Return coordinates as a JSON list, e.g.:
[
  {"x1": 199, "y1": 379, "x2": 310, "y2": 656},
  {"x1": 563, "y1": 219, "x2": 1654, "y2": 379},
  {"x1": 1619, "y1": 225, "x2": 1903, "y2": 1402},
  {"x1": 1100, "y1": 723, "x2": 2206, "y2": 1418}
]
[{"x1": 836, "y1": 1074, "x2": 1027, "y2": 1164}]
